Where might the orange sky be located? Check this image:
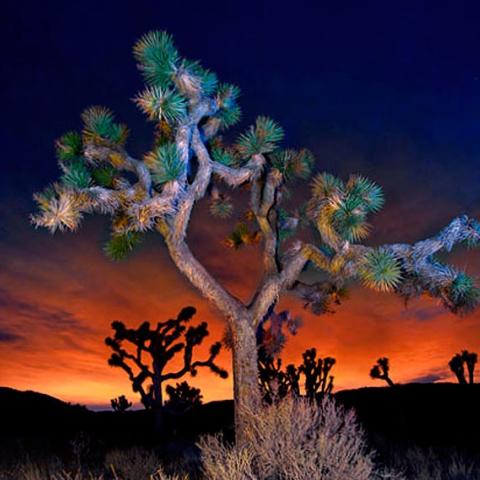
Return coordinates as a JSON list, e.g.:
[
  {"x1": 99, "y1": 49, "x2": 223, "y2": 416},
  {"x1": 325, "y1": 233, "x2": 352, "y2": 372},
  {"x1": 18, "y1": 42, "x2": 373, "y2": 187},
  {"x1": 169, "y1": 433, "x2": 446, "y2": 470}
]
[{"x1": 1, "y1": 193, "x2": 479, "y2": 409}]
